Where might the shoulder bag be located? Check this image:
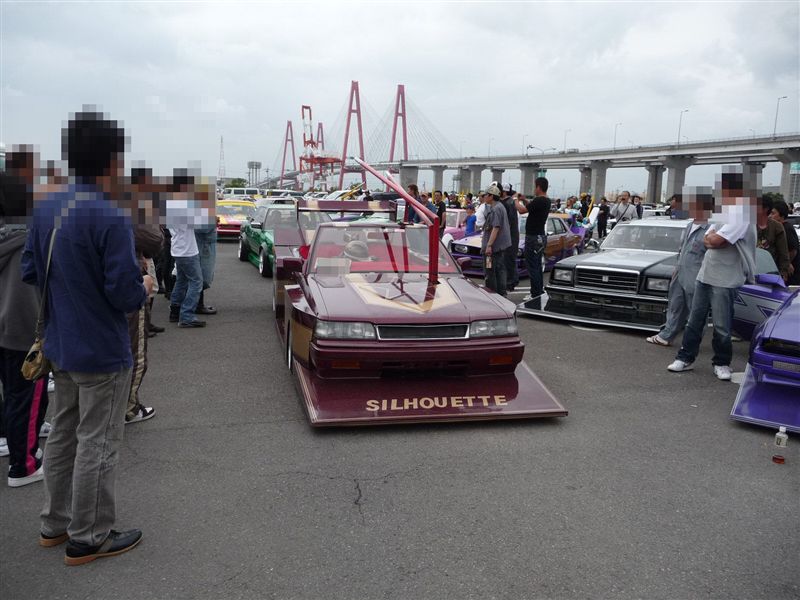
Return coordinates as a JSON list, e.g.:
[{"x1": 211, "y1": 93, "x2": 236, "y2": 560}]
[{"x1": 21, "y1": 229, "x2": 56, "y2": 381}]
